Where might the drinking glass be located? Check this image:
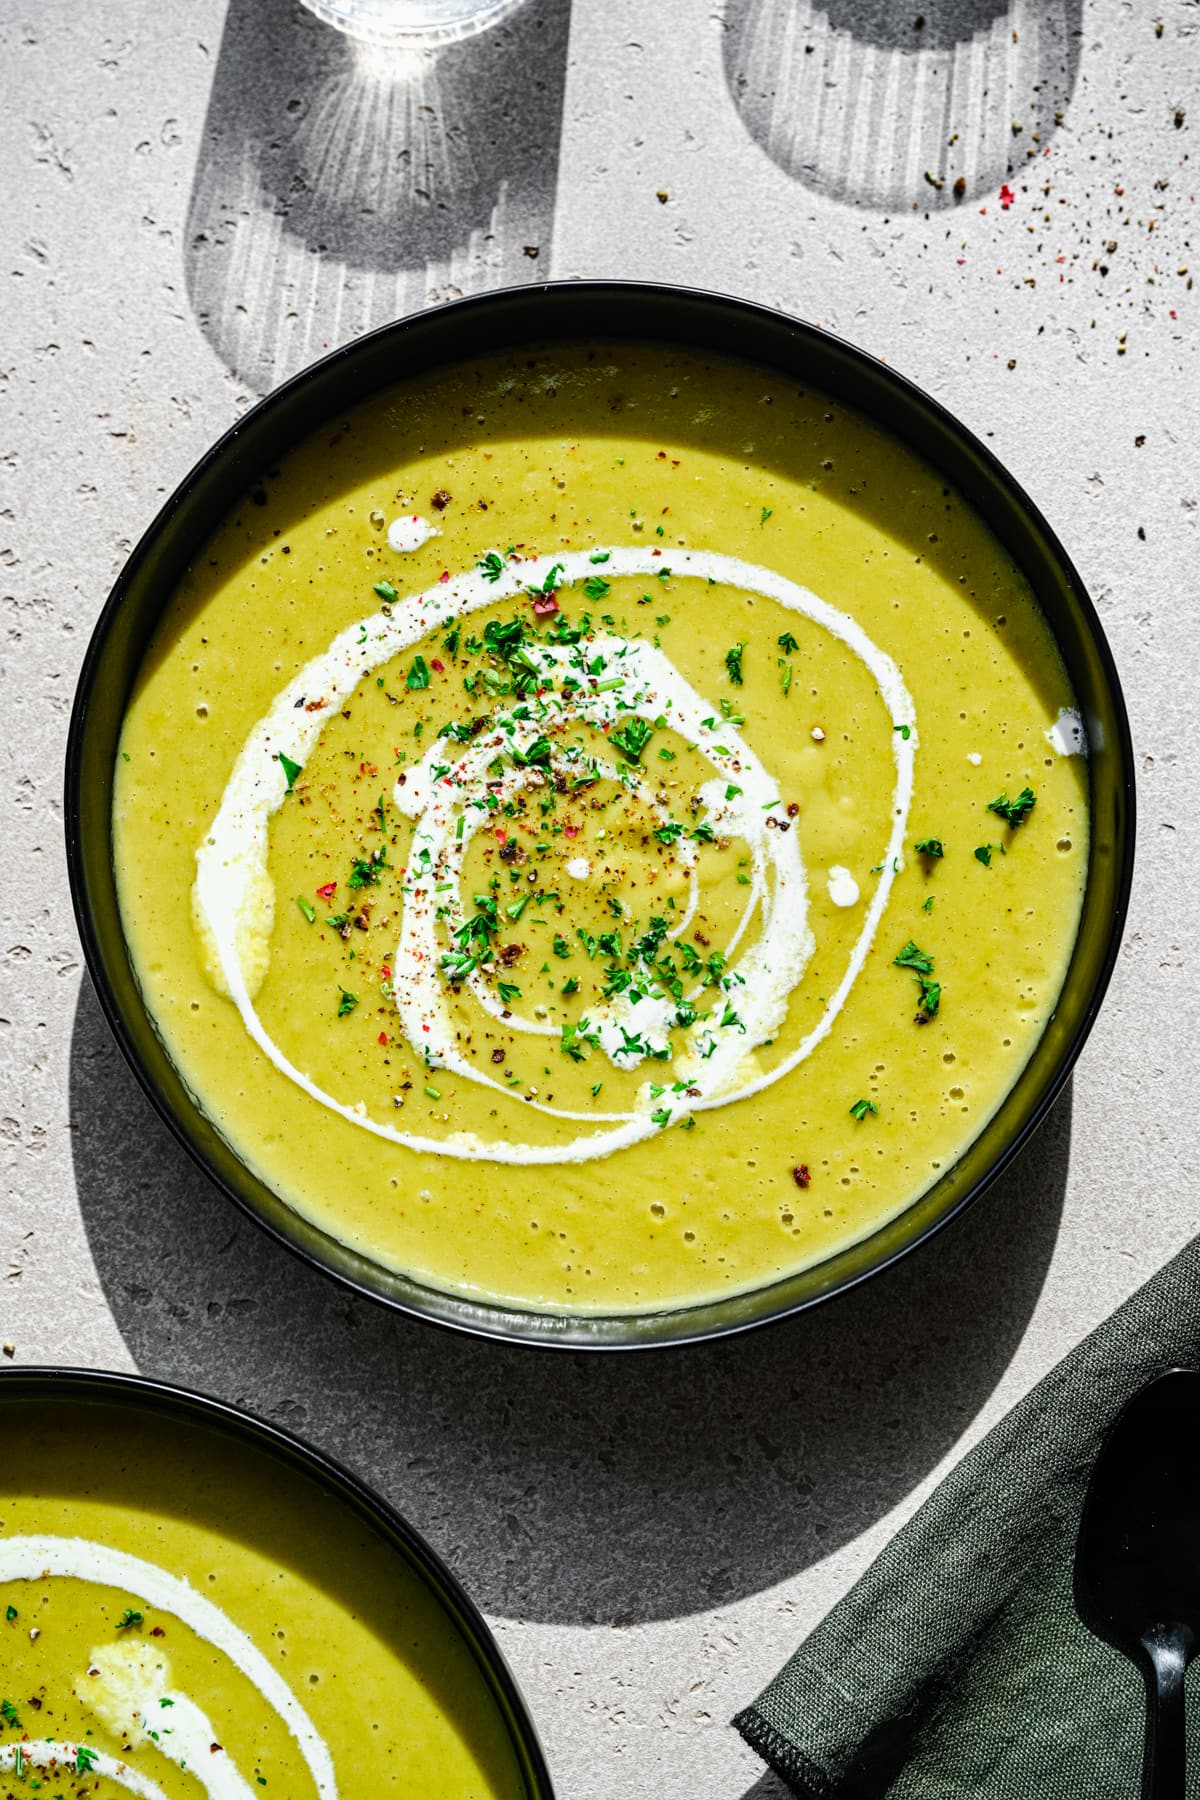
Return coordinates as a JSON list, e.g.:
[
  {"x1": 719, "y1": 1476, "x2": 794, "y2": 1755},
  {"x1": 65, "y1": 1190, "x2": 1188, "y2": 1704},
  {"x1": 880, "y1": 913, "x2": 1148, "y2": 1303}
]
[{"x1": 298, "y1": 0, "x2": 527, "y2": 45}]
